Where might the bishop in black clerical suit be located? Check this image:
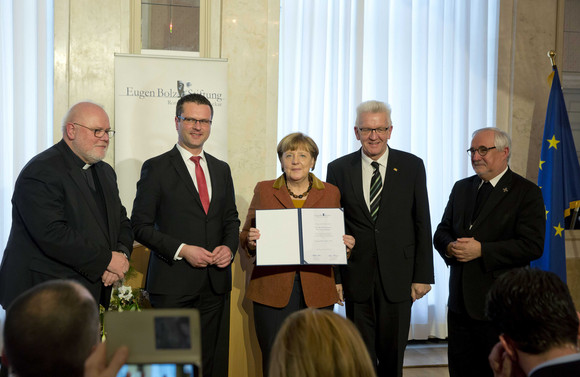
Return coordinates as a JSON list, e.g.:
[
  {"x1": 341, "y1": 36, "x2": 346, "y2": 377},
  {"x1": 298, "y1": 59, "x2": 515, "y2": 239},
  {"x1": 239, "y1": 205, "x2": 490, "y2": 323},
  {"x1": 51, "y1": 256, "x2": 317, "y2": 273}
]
[
  {"x1": 434, "y1": 127, "x2": 545, "y2": 377},
  {"x1": 0, "y1": 102, "x2": 133, "y2": 309}
]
